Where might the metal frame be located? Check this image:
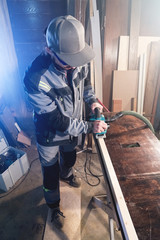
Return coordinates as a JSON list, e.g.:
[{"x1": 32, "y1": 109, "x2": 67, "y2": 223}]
[
  {"x1": 92, "y1": 194, "x2": 116, "y2": 240},
  {"x1": 92, "y1": 137, "x2": 139, "y2": 240}
]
